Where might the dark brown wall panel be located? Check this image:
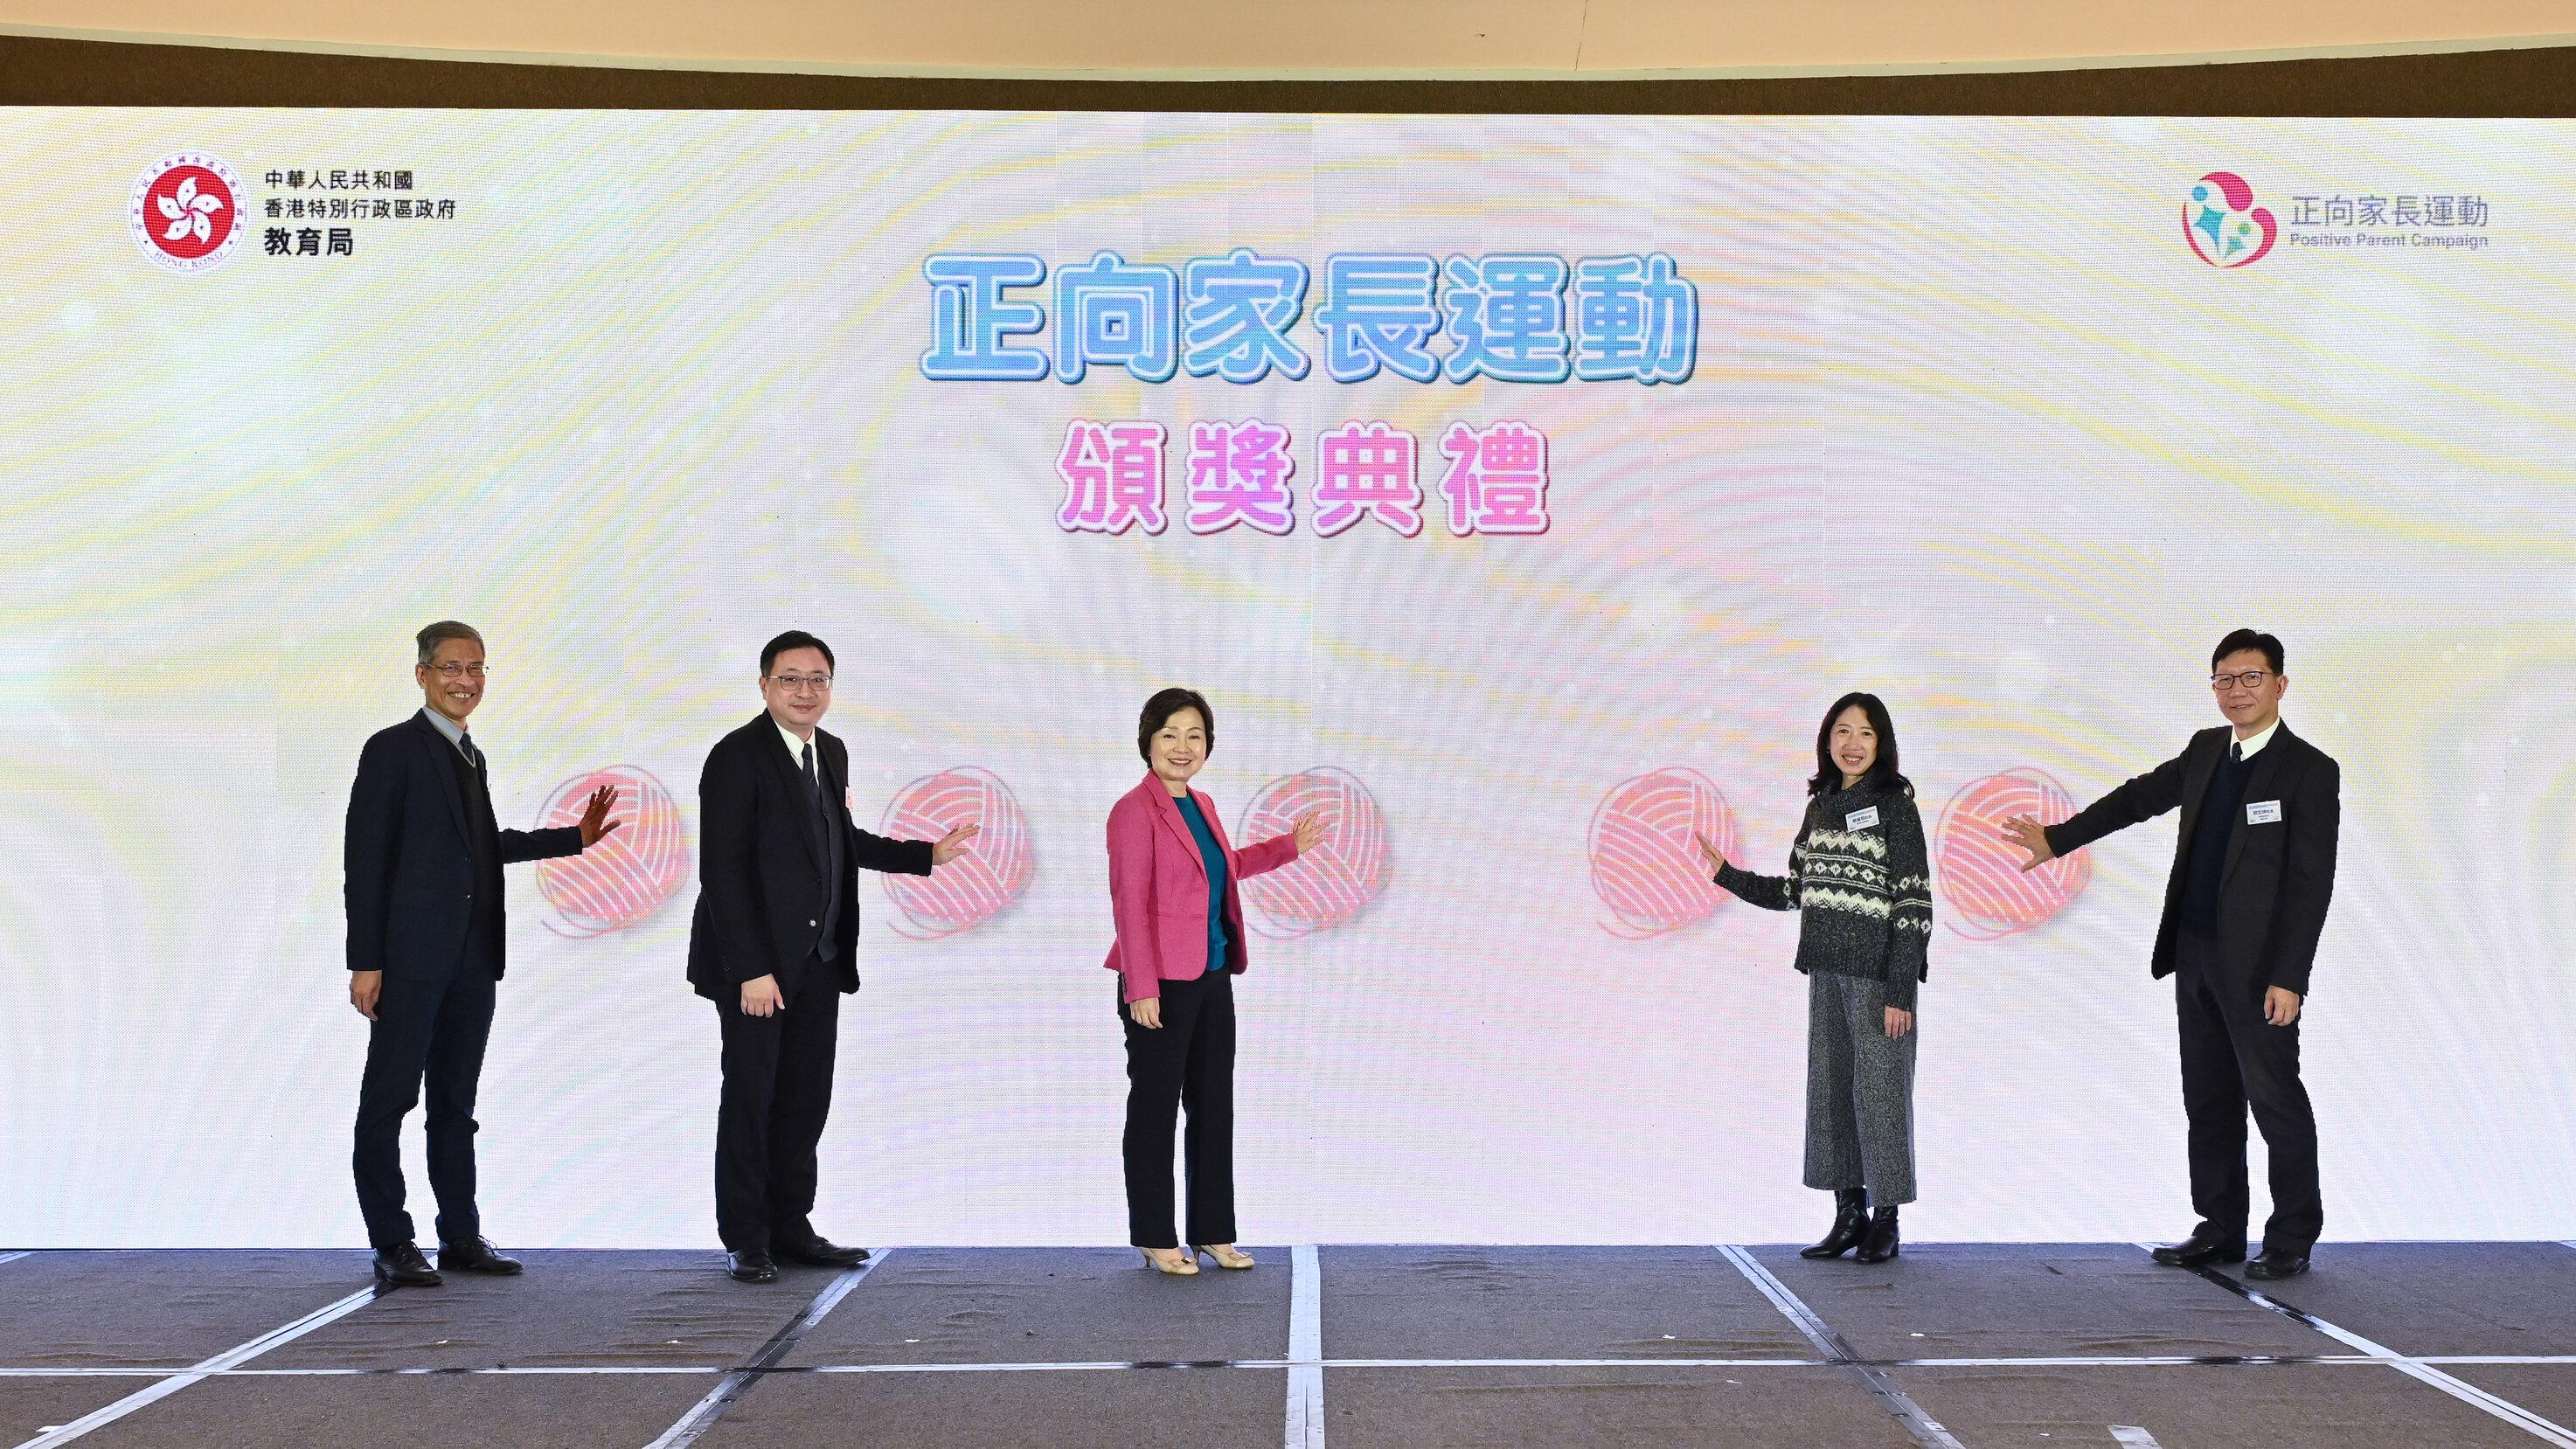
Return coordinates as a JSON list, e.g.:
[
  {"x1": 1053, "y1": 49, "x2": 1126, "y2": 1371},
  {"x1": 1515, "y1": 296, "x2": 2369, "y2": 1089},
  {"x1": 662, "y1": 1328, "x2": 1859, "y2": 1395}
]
[{"x1": 3, "y1": 31, "x2": 2574, "y2": 114}]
